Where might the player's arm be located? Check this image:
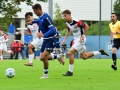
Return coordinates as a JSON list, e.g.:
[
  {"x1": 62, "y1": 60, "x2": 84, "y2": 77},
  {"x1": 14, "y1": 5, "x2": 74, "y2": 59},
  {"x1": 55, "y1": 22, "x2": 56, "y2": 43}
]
[
  {"x1": 24, "y1": 29, "x2": 32, "y2": 36},
  {"x1": 110, "y1": 30, "x2": 113, "y2": 42},
  {"x1": 62, "y1": 26, "x2": 71, "y2": 45},
  {"x1": 77, "y1": 20, "x2": 89, "y2": 41},
  {"x1": 83, "y1": 23, "x2": 89, "y2": 35},
  {"x1": 3, "y1": 35, "x2": 9, "y2": 43},
  {"x1": 77, "y1": 20, "x2": 89, "y2": 36},
  {"x1": 43, "y1": 18, "x2": 56, "y2": 38},
  {"x1": 32, "y1": 19, "x2": 39, "y2": 23}
]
